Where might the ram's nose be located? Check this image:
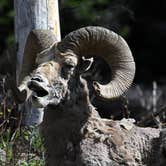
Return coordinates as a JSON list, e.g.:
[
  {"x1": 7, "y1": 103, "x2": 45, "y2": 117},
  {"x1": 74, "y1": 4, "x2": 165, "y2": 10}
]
[
  {"x1": 28, "y1": 76, "x2": 49, "y2": 97},
  {"x1": 31, "y1": 75, "x2": 44, "y2": 82}
]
